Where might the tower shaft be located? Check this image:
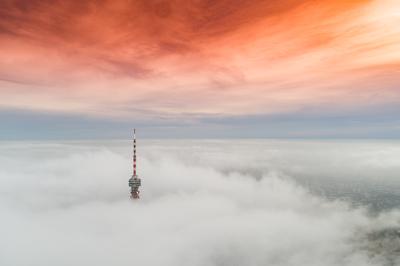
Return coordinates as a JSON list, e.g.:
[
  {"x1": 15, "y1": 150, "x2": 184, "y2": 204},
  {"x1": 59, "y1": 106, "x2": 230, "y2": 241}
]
[{"x1": 129, "y1": 128, "x2": 141, "y2": 199}]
